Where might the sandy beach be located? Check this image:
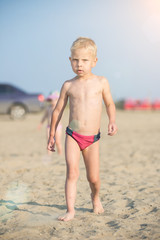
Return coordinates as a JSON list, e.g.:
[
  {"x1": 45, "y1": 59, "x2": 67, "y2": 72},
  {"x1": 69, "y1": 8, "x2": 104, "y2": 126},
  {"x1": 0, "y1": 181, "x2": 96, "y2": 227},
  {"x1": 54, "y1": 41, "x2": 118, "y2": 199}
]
[{"x1": 0, "y1": 108, "x2": 160, "y2": 240}]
